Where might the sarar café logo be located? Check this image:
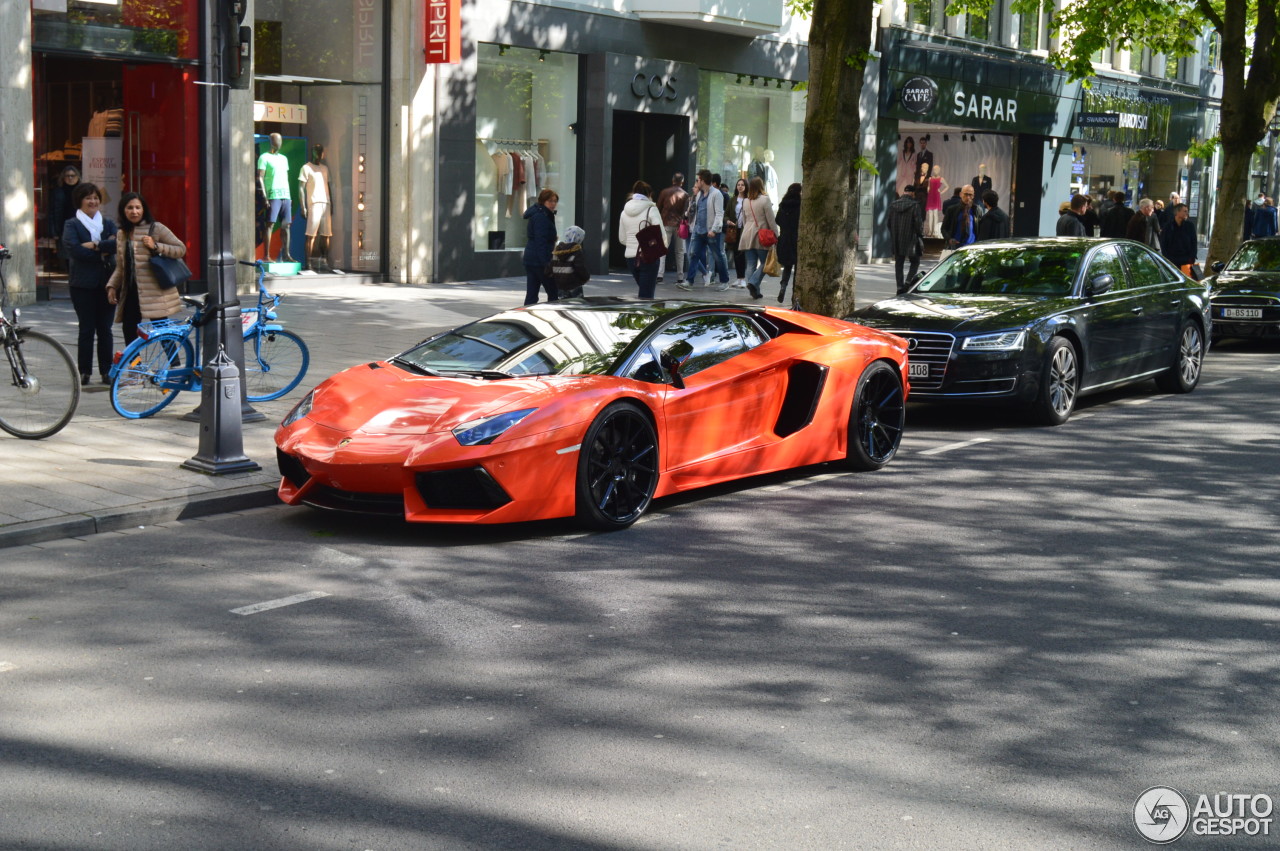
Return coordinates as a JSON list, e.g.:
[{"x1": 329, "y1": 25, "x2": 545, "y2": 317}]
[{"x1": 900, "y1": 76, "x2": 938, "y2": 115}]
